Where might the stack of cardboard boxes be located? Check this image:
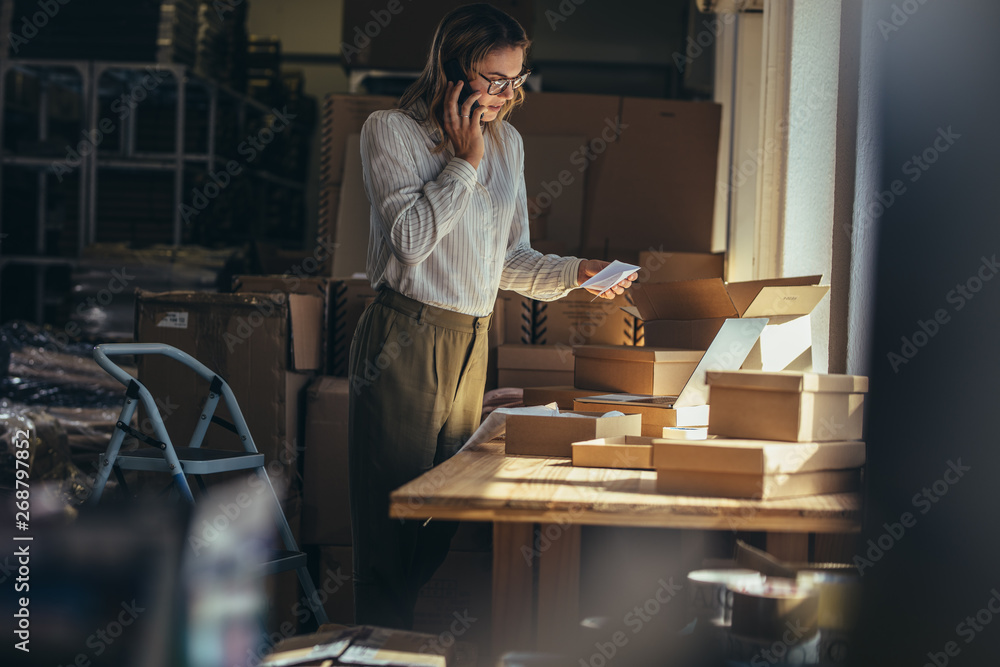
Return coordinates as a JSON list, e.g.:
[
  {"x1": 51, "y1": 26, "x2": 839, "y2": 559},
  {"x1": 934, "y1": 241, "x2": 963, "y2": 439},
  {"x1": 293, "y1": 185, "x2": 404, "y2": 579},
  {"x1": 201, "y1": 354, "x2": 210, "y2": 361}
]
[
  {"x1": 557, "y1": 369, "x2": 869, "y2": 503},
  {"x1": 651, "y1": 370, "x2": 868, "y2": 499}
]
